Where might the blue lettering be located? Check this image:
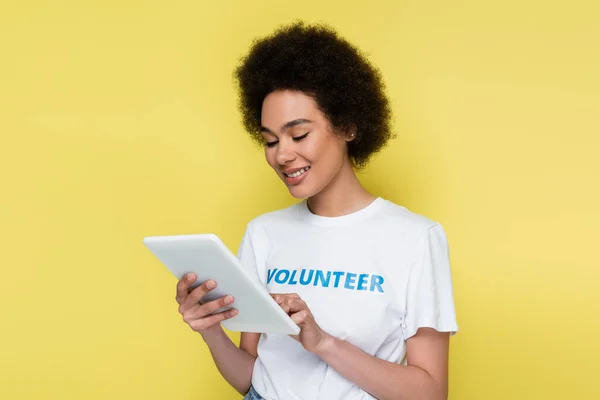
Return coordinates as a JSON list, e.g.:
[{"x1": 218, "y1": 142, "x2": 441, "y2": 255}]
[
  {"x1": 268, "y1": 269, "x2": 384, "y2": 293},
  {"x1": 288, "y1": 269, "x2": 298, "y2": 285},
  {"x1": 313, "y1": 270, "x2": 331, "y2": 287},
  {"x1": 357, "y1": 274, "x2": 369, "y2": 291},
  {"x1": 267, "y1": 269, "x2": 277, "y2": 284},
  {"x1": 370, "y1": 275, "x2": 384, "y2": 292},
  {"x1": 344, "y1": 272, "x2": 357, "y2": 290},
  {"x1": 299, "y1": 269, "x2": 314, "y2": 285},
  {"x1": 332, "y1": 271, "x2": 344, "y2": 288},
  {"x1": 274, "y1": 269, "x2": 290, "y2": 284}
]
